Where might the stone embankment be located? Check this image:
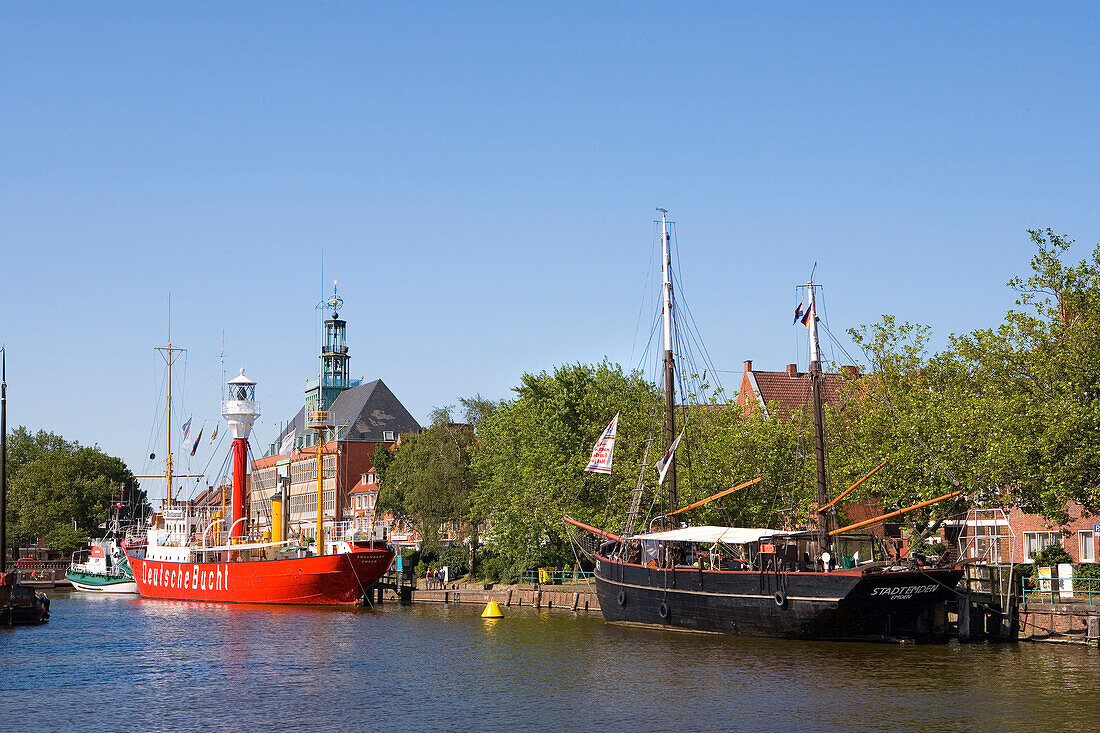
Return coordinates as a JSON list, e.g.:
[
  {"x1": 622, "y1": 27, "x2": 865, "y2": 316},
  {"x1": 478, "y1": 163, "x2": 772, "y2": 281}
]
[{"x1": 403, "y1": 582, "x2": 601, "y2": 612}]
